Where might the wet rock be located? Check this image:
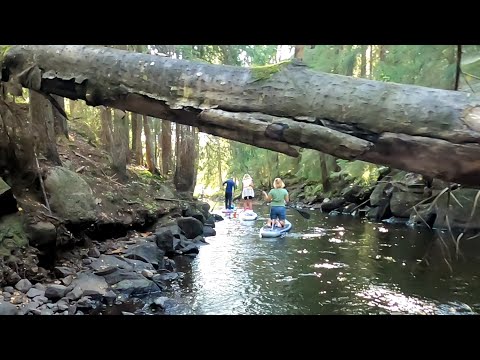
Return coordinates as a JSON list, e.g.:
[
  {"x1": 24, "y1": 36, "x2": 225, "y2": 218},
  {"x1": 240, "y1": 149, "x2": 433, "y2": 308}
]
[
  {"x1": 62, "y1": 275, "x2": 74, "y2": 286},
  {"x1": 45, "y1": 284, "x2": 68, "y2": 300},
  {"x1": 54, "y1": 266, "x2": 75, "y2": 278},
  {"x1": 18, "y1": 301, "x2": 41, "y2": 315},
  {"x1": 31, "y1": 308, "x2": 42, "y2": 315},
  {"x1": 5, "y1": 271, "x2": 21, "y2": 285},
  {"x1": 153, "y1": 272, "x2": 179, "y2": 281},
  {"x1": 124, "y1": 243, "x2": 165, "y2": 269},
  {"x1": 165, "y1": 258, "x2": 176, "y2": 272},
  {"x1": 390, "y1": 189, "x2": 424, "y2": 218},
  {"x1": 33, "y1": 295, "x2": 48, "y2": 304},
  {"x1": 76, "y1": 311, "x2": 84, "y2": 315},
  {"x1": 176, "y1": 217, "x2": 203, "y2": 239},
  {"x1": 203, "y1": 226, "x2": 216, "y2": 237},
  {"x1": 82, "y1": 258, "x2": 92, "y2": 266},
  {"x1": 153, "y1": 296, "x2": 169, "y2": 308},
  {"x1": 3, "y1": 293, "x2": 11, "y2": 301},
  {"x1": 321, "y1": 197, "x2": 346, "y2": 212},
  {"x1": 192, "y1": 235, "x2": 207, "y2": 244},
  {"x1": 27, "y1": 221, "x2": 56, "y2": 247},
  {"x1": 40, "y1": 309, "x2": 54, "y2": 315},
  {"x1": 122, "y1": 311, "x2": 135, "y2": 315},
  {"x1": 173, "y1": 238, "x2": 181, "y2": 250},
  {"x1": 213, "y1": 214, "x2": 224, "y2": 221},
  {"x1": 26, "y1": 287, "x2": 44, "y2": 298},
  {"x1": 155, "y1": 228, "x2": 174, "y2": 254},
  {"x1": 181, "y1": 242, "x2": 200, "y2": 255},
  {"x1": 4, "y1": 286, "x2": 14, "y2": 293},
  {"x1": 113, "y1": 279, "x2": 161, "y2": 297},
  {"x1": 71, "y1": 273, "x2": 108, "y2": 299},
  {"x1": 44, "y1": 166, "x2": 96, "y2": 224},
  {"x1": 90, "y1": 254, "x2": 134, "y2": 272},
  {"x1": 66, "y1": 286, "x2": 83, "y2": 301},
  {"x1": 87, "y1": 248, "x2": 101, "y2": 258}
]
